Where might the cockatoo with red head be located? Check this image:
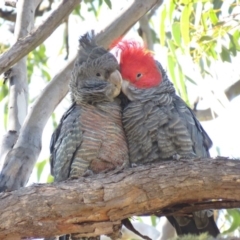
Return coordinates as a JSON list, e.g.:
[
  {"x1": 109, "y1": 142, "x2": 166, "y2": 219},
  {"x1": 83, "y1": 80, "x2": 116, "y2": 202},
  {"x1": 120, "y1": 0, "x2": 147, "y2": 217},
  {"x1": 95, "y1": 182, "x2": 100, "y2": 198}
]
[{"x1": 117, "y1": 40, "x2": 220, "y2": 237}]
